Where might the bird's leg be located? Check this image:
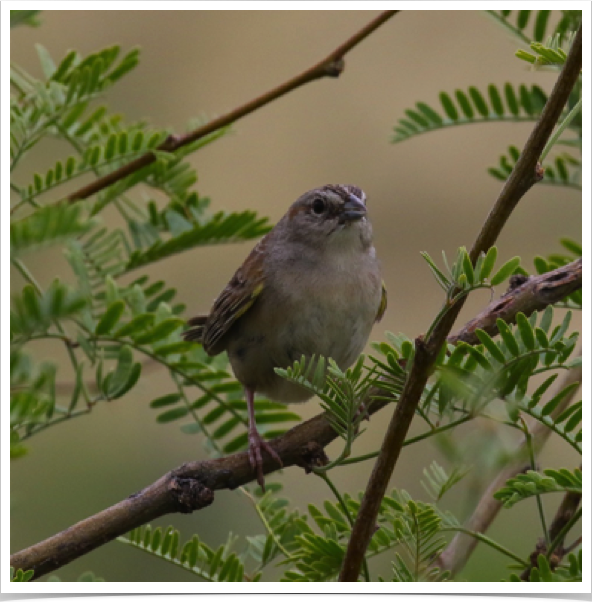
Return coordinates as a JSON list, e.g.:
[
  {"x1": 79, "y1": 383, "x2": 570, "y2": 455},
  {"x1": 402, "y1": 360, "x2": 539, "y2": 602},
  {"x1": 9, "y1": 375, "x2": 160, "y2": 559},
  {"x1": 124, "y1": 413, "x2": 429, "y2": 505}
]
[{"x1": 246, "y1": 388, "x2": 283, "y2": 491}]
